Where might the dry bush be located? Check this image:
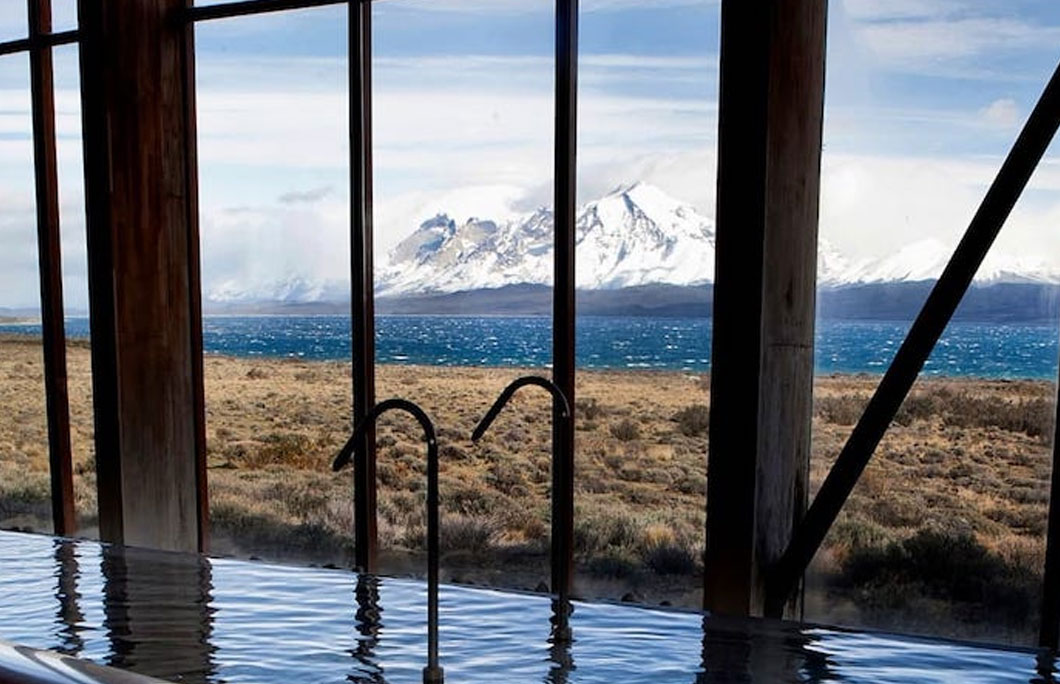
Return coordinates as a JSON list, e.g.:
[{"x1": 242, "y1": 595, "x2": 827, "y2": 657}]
[
  {"x1": 893, "y1": 392, "x2": 940, "y2": 426},
  {"x1": 815, "y1": 394, "x2": 867, "y2": 425},
  {"x1": 440, "y1": 514, "x2": 497, "y2": 553},
  {"x1": 576, "y1": 398, "x2": 604, "y2": 421},
  {"x1": 673, "y1": 404, "x2": 709, "y2": 436},
  {"x1": 942, "y1": 394, "x2": 1053, "y2": 441},
  {"x1": 837, "y1": 529, "x2": 1038, "y2": 626},
  {"x1": 610, "y1": 418, "x2": 641, "y2": 442}
]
